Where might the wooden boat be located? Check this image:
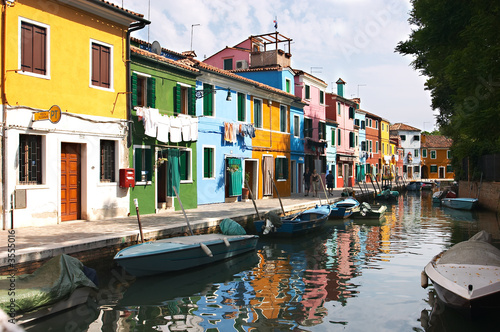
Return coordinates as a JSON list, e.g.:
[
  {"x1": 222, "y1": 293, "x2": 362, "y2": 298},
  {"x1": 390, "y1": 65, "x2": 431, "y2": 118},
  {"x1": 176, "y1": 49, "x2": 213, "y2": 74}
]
[
  {"x1": 407, "y1": 181, "x2": 422, "y2": 191},
  {"x1": 432, "y1": 190, "x2": 456, "y2": 204},
  {"x1": 114, "y1": 233, "x2": 259, "y2": 277},
  {"x1": 253, "y1": 205, "x2": 331, "y2": 236},
  {"x1": 422, "y1": 231, "x2": 500, "y2": 315},
  {"x1": 376, "y1": 188, "x2": 399, "y2": 200},
  {"x1": 329, "y1": 198, "x2": 359, "y2": 219},
  {"x1": 441, "y1": 197, "x2": 478, "y2": 210},
  {"x1": 351, "y1": 202, "x2": 387, "y2": 219}
]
